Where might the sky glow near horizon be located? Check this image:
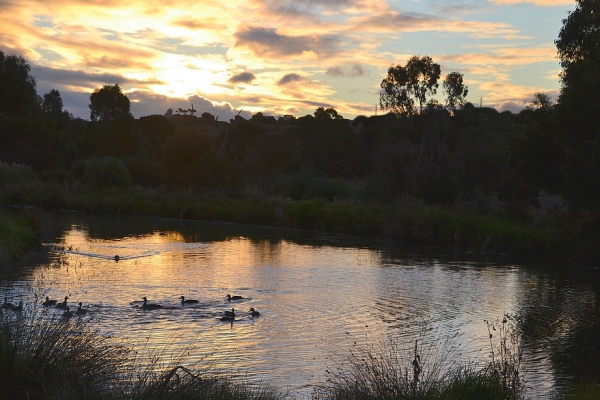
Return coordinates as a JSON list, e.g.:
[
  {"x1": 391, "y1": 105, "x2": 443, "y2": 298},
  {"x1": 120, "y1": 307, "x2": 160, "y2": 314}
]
[{"x1": 0, "y1": 0, "x2": 575, "y2": 121}]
